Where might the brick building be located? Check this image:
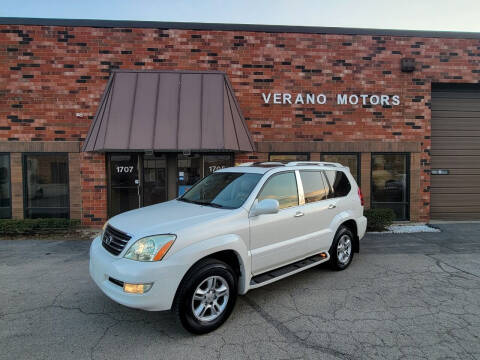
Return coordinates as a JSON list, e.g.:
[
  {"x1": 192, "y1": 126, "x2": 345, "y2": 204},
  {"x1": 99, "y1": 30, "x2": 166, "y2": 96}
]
[{"x1": 1, "y1": 18, "x2": 479, "y2": 226}]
